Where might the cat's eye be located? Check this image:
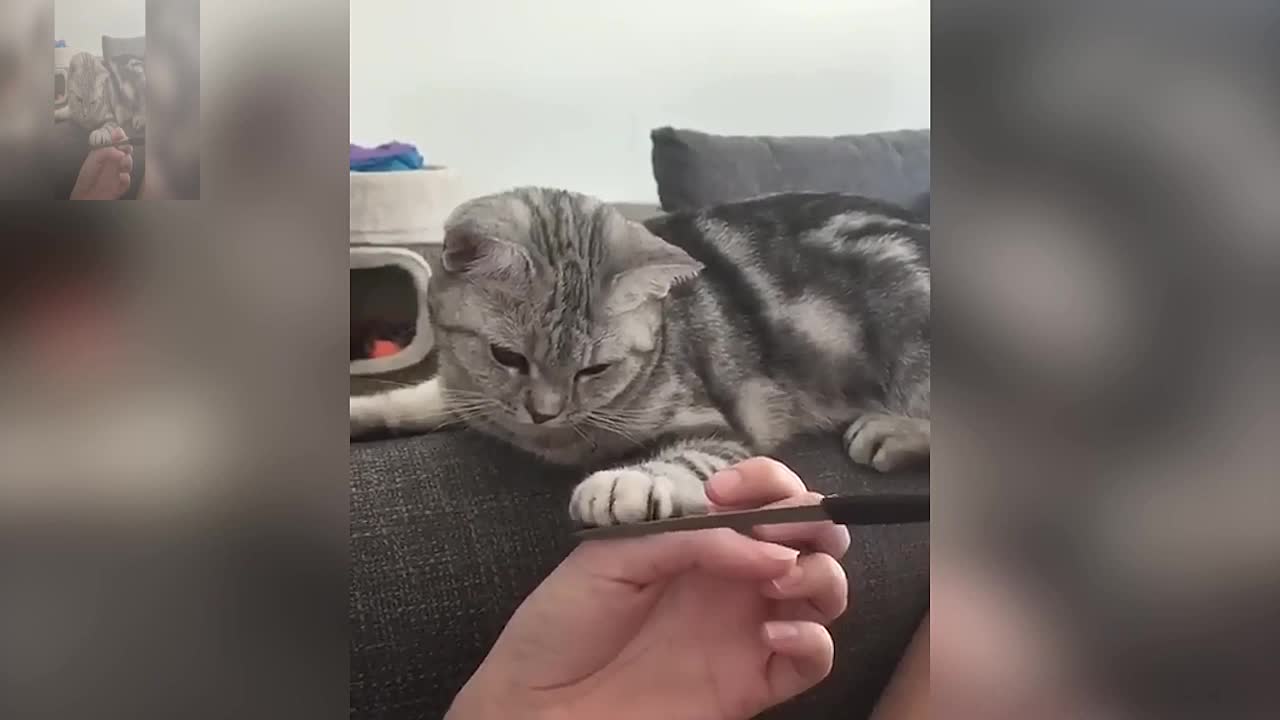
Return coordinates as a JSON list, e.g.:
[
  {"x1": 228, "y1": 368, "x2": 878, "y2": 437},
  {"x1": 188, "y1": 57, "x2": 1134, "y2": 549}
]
[
  {"x1": 576, "y1": 363, "x2": 612, "y2": 379},
  {"x1": 490, "y1": 344, "x2": 529, "y2": 373}
]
